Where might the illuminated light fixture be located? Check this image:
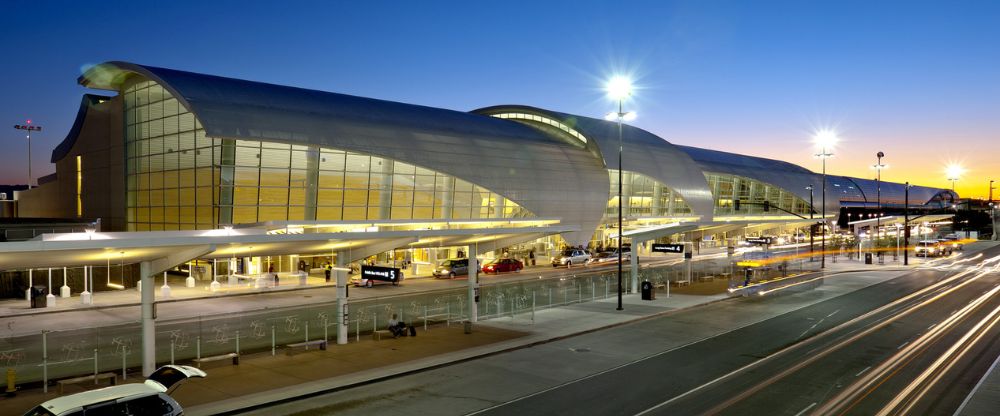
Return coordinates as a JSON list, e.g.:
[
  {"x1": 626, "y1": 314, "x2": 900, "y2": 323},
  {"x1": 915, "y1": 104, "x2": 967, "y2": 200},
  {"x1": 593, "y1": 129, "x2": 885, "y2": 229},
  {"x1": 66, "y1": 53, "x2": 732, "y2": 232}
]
[
  {"x1": 945, "y1": 163, "x2": 964, "y2": 191},
  {"x1": 813, "y1": 129, "x2": 838, "y2": 152},
  {"x1": 606, "y1": 75, "x2": 633, "y2": 101}
]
